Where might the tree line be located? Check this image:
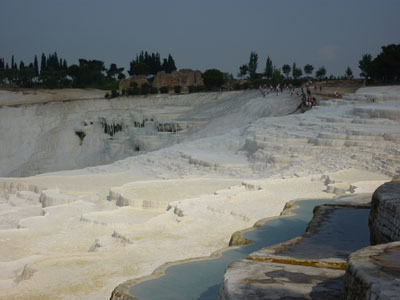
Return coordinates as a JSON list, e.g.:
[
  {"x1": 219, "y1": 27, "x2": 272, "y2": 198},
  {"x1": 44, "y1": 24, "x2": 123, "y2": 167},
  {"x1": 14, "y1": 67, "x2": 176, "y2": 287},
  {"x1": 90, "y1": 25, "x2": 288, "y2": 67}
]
[
  {"x1": 128, "y1": 51, "x2": 177, "y2": 76},
  {"x1": 0, "y1": 51, "x2": 178, "y2": 89},
  {"x1": 238, "y1": 51, "x2": 330, "y2": 87},
  {"x1": 1, "y1": 44, "x2": 398, "y2": 91}
]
